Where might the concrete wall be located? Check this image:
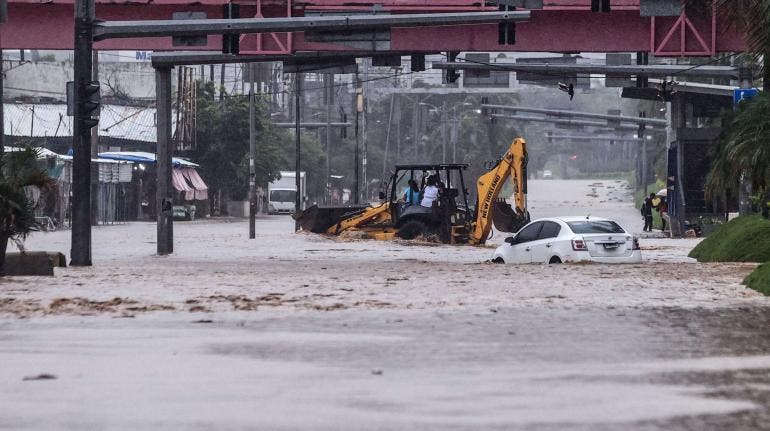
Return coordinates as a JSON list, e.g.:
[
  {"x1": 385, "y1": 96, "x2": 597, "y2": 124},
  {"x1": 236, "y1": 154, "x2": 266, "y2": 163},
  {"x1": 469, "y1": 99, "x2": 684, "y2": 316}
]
[{"x1": 4, "y1": 60, "x2": 157, "y2": 101}]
